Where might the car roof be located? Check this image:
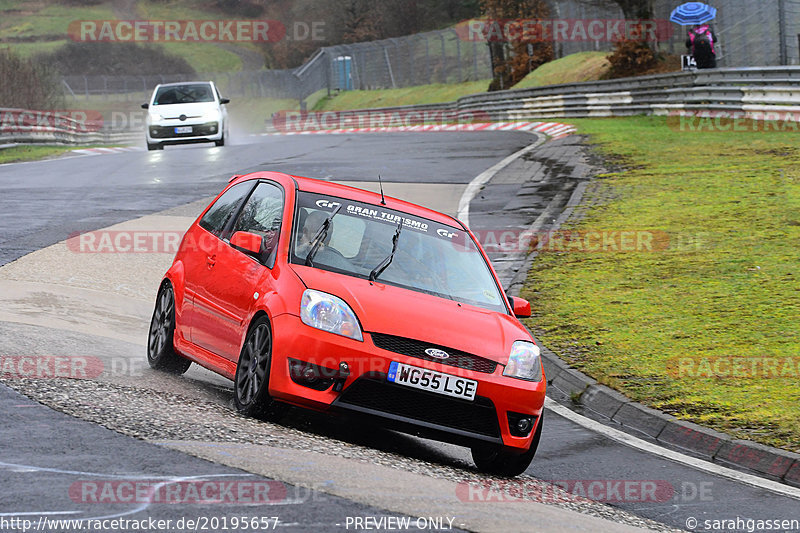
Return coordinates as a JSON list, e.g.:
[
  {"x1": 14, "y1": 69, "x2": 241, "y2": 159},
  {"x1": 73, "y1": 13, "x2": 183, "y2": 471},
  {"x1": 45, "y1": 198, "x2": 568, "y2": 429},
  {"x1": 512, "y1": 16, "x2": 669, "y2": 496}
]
[
  {"x1": 230, "y1": 171, "x2": 465, "y2": 229},
  {"x1": 155, "y1": 81, "x2": 214, "y2": 88}
]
